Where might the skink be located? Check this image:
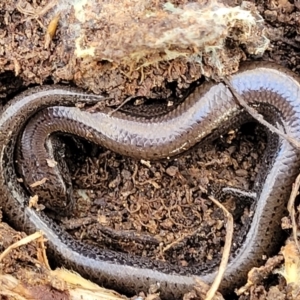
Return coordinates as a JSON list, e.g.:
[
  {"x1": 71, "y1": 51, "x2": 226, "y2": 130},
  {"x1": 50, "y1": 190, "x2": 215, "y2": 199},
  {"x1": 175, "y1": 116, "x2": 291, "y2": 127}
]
[{"x1": 0, "y1": 62, "x2": 300, "y2": 299}]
